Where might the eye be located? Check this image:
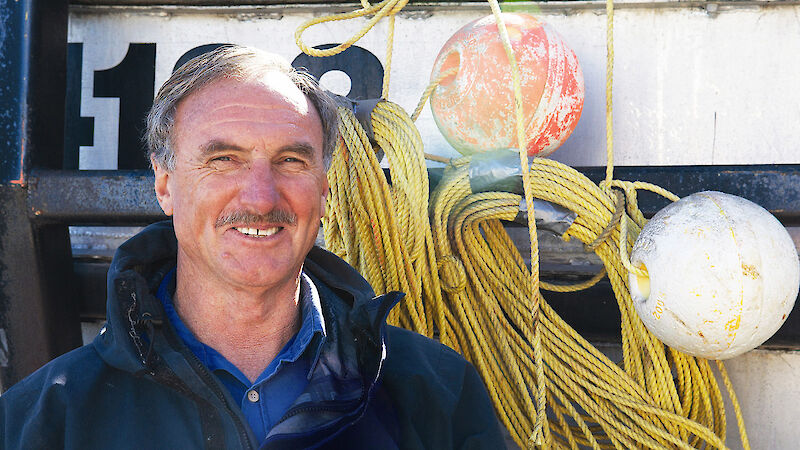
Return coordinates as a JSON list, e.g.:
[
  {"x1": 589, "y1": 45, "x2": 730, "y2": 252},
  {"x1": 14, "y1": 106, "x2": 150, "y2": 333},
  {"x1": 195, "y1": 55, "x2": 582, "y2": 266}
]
[{"x1": 206, "y1": 155, "x2": 238, "y2": 170}]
